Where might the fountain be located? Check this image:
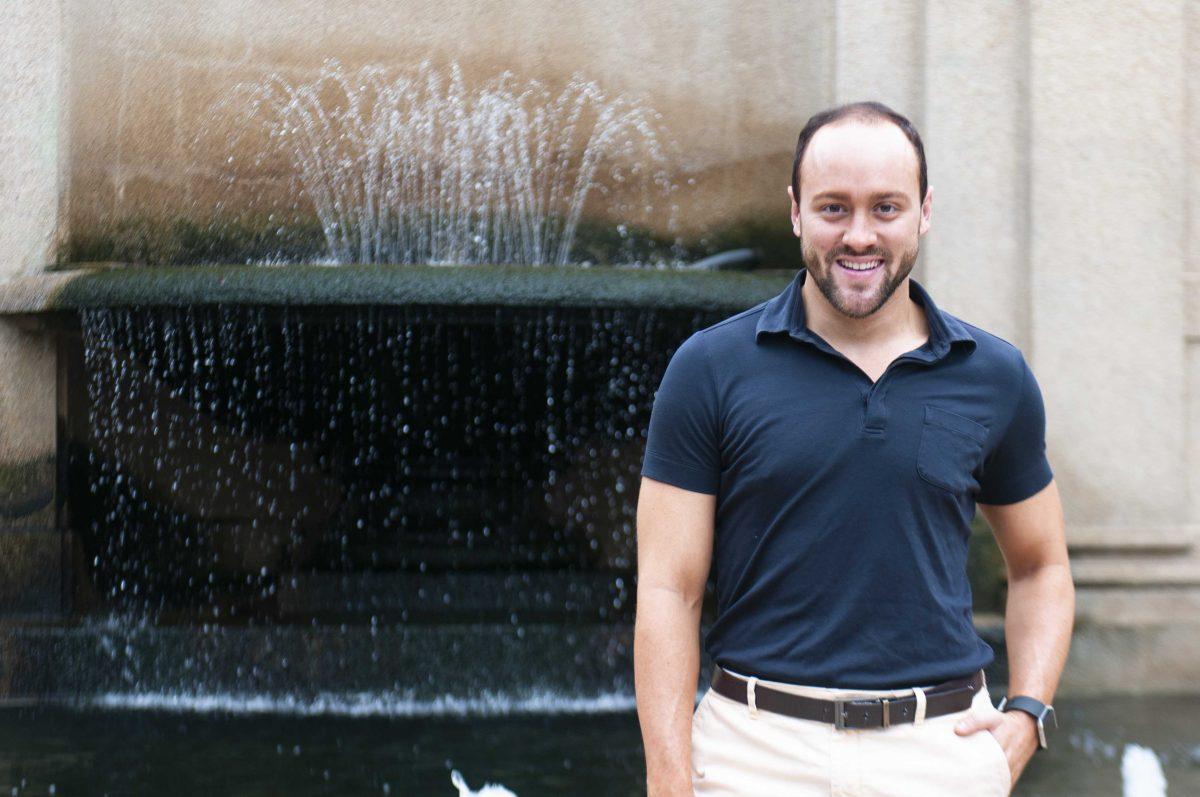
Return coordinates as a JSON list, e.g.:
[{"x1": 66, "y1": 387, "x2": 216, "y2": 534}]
[
  {"x1": 3, "y1": 262, "x2": 790, "y2": 710},
  {"x1": 204, "y1": 60, "x2": 679, "y2": 267},
  {"x1": 0, "y1": 60, "x2": 1023, "y2": 796}
]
